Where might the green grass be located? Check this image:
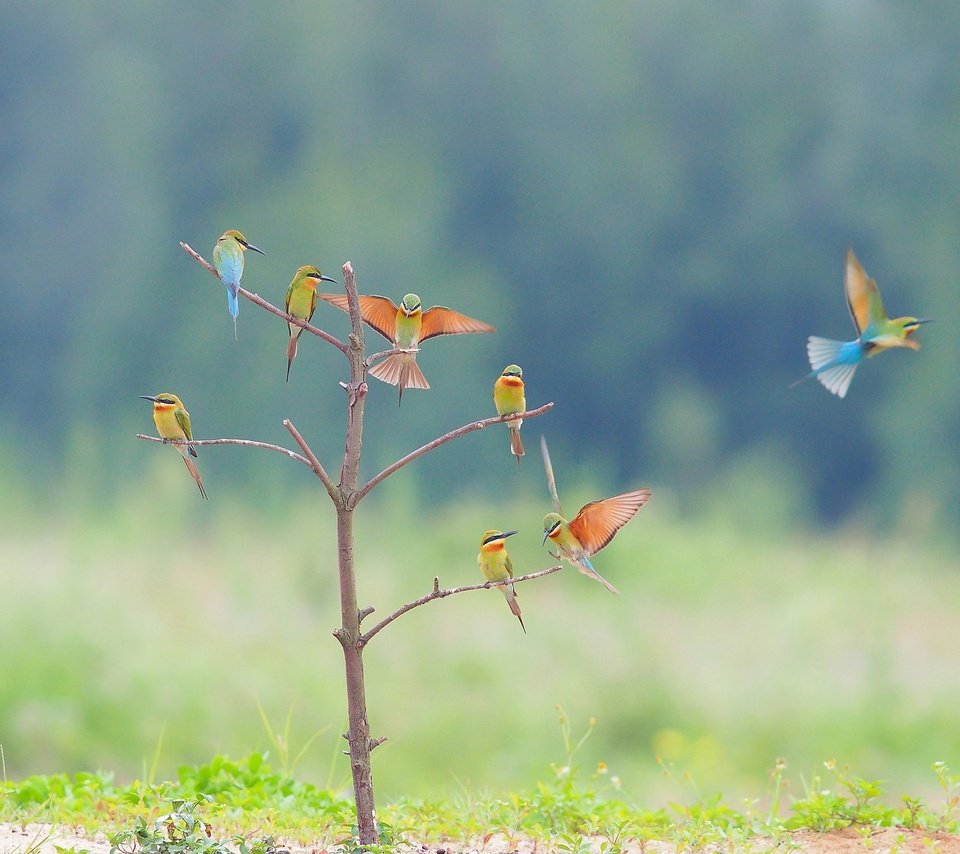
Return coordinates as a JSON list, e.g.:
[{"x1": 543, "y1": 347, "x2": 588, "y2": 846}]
[
  {"x1": 2, "y1": 743, "x2": 960, "y2": 851},
  {"x1": 2, "y1": 470, "x2": 960, "y2": 811}
]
